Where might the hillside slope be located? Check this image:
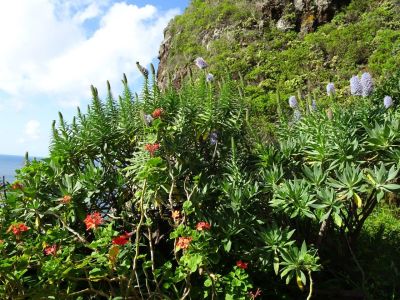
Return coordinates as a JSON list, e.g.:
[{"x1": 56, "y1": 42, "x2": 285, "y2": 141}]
[{"x1": 157, "y1": 0, "x2": 400, "y2": 112}]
